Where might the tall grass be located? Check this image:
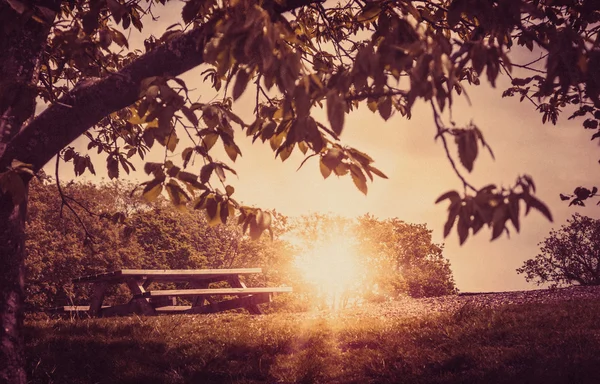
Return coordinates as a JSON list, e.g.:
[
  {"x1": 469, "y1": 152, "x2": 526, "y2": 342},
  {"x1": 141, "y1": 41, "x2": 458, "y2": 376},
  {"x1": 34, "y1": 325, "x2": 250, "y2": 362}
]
[{"x1": 25, "y1": 299, "x2": 600, "y2": 383}]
